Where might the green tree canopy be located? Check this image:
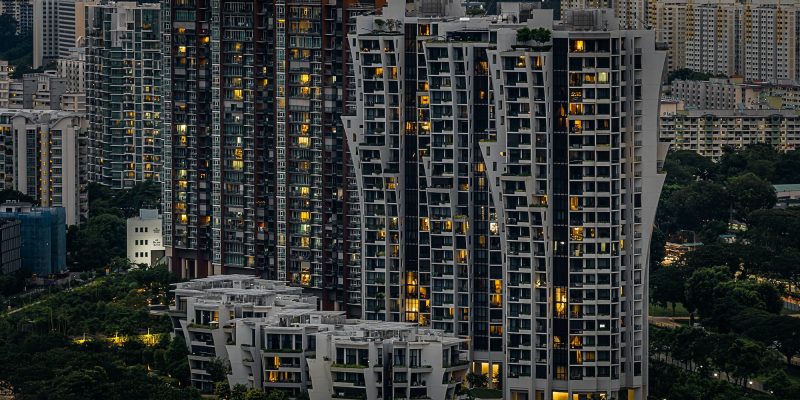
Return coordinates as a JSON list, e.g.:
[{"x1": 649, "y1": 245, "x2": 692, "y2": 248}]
[{"x1": 726, "y1": 173, "x2": 776, "y2": 220}]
